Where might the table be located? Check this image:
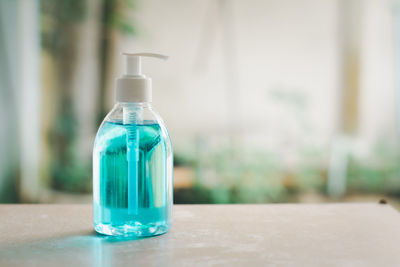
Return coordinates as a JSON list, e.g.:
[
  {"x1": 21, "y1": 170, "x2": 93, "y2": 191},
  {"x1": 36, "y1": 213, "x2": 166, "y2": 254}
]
[{"x1": 0, "y1": 203, "x2": 399, "y2": 266}]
